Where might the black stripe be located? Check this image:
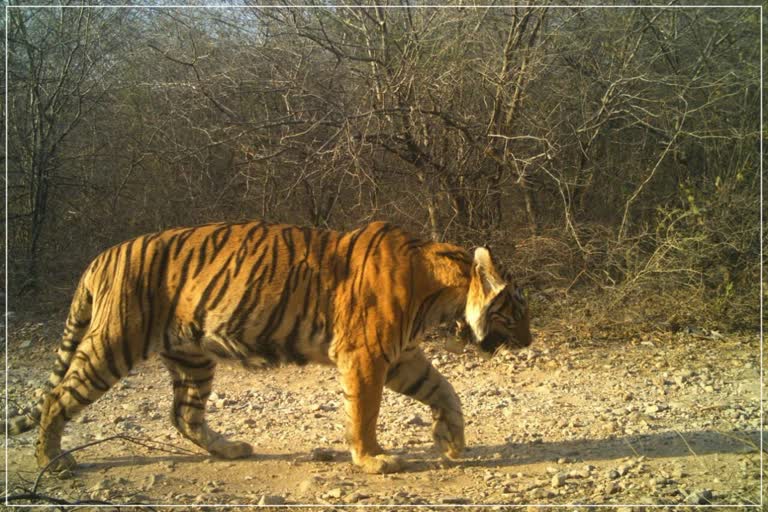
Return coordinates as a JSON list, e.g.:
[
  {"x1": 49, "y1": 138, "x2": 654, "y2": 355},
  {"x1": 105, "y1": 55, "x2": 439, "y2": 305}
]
[
  {"x1": 410, "y1": 290, "x2": 443, "y2": 341},
  {"x1": 403, "y1": 366, "x2": 431, "y2": 397},
  {"x1": 175, "y1": 400, "x2": 206, "y2": 411},
  {"x1": 210, "y1": 226, "x2": 232, "y2": 259},
  {"x1": 233, "y1": 224, "x2": 263, "y2": 276},
  {"x1": 121, "y1": 239, "x2": 135, "y2": 371},
  {"x1": 250, "y1": 223, "x2": 270, "y2": 255},
  {"x1": 225, "y1": 248, "x2": 270, "y2": 337},
  {"x1": 172, "y1": 376, "x2": 214, "y2": 388},
  {"x1": 301, "y1": 227, "x2": 312, "y2": 261},
  {"x1": 208, "y1": 271, "x2": 231, "y2": 311},
  {"x1": 421, "y1": 381, "x2": 441, "y2": 403},
  {"x1": 343, "y1": 227, "x2": 366, "y2": 275},
  {"x1": 435, "y1": 250, "x2": 471, "y2": 265},
  {"x1": 162, "y1": 249, "x2": 195, "y2": 352},
  {"x1": 400, "y1": 237, "x2": 430, "y2": 252},
  {"x1": 162, "y1": 352, "x2": 215, "y2": 370},
  {"x1": 282, "y1": 317, "x2": 307, "y2": 365},
  {"x1": 281, "y1": 228, "x2": 296, "y2": 266},
  {"x1": 101, "y1": 329, "x2": 122, "y2": 381},
  {"x1": 357, "y1": 223, "x2": 392, "y2": 294},
  {"x1": 193, "y1": 235, "x2": 209, "y2": 277},
  {"x1": 141, "y1": 243, "x2": 161, "y2": 359},
  {"x1": 73, "y1": 352, "x2": 111, "y2": 391},
  {"x1": 63, "y1": 386, "x2": 93, "y2": 406},
  {"x1": 268, "y1": 235, "x2": 279, "y2": 282},
  {"x1": 173, "y1": 229, "x2": 196, "y2": 259},
  {"x1": 193, "y1": 253, "x2": 234, "y2": 330}
]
